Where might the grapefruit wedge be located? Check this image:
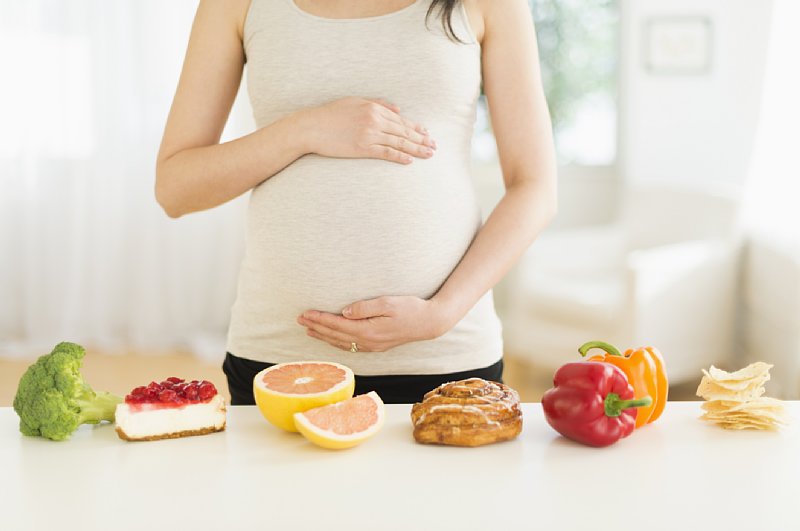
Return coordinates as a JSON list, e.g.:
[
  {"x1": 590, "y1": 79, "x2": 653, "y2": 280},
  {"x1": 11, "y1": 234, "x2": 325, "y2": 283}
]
[
  {"x1": 294, "y1": 392, "x2": 385, "y2": 449},
  {"x1": 253, "y1": 361, "x2": 355, "y2": 432}
]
